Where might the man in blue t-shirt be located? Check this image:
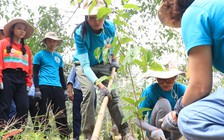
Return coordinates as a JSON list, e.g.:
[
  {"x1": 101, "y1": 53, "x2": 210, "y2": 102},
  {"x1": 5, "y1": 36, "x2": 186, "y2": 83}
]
[{"x1": 33, "y1": 32, "x2": 70, "y2": 139}]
